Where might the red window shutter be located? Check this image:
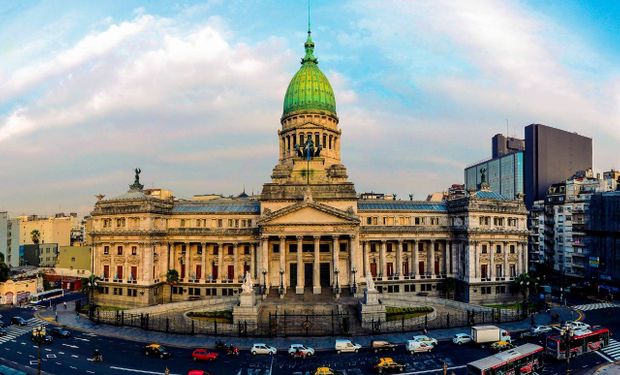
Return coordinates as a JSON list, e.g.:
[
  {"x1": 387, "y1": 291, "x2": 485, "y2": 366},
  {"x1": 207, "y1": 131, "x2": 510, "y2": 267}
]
[
  {"x1": 104, "y1": 265, "x2": 109, "y2": 279},
  {"x1": 196, "y1": 265, "x2": 202, "y2": 280},
  {"x1": 117, "y1": 266, "x2": 123, "y2": 279}
]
